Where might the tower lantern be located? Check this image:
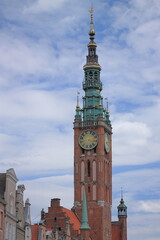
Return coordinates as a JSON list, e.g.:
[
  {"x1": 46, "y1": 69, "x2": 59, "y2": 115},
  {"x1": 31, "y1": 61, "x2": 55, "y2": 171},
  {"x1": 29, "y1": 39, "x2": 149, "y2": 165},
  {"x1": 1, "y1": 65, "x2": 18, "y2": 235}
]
[{"x1": 118, "y1": 198, "x2": 127, "y2": 217}]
